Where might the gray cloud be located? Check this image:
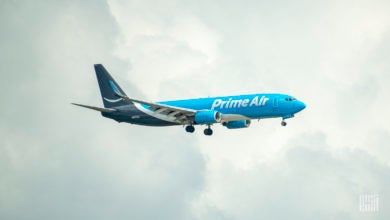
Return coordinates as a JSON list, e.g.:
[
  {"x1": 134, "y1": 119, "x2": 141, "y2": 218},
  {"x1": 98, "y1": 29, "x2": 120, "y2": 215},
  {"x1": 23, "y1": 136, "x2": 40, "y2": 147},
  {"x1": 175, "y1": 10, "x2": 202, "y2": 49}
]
[
  {"x1": 1, "y1": 0, "x2": 390, "y2": 219},
  {"x1": 0, "y1": 1, "x2": 204, "y2": 220}
]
